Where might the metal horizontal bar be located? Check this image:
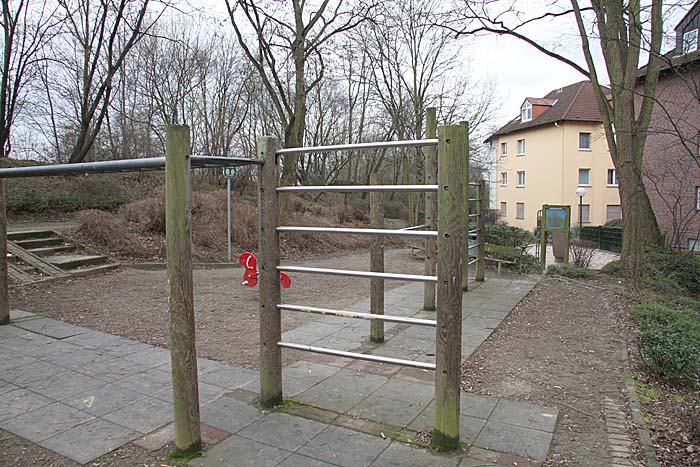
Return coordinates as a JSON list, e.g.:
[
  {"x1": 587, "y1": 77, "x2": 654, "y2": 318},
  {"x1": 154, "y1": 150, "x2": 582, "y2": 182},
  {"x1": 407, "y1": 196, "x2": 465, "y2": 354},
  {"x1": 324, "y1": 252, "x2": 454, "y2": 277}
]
[
  {"x1": 468, "y1": 214, "x2": 479, "y2": 218},
  {"x1": 278, "y1": 265, "x2": 438, "y2": 283},
  {"x1": 277, "y1": 227, "x2": 437, "y2": 238},
  {"x1": 277, "y1": 184, "x2": 438, "y2": 193},
  {"x1": 467, "y1": 258, "x2": 478, "y2": 266},
  {"x1": 469, "y1": 182, "x2": 480, "y2": 186},
  {"x1": 278, "y1": 304, "x2": 437, "y2": 327},
  {"x1": 468, "y1": 229, "x2": 479, "y2": 235},
  {"x1": 467, "y1": 244, "x2": 480, "y2": 251},
  {"x1": 468, "y1": 198, "x2": 480, "y2": 202},
  {"x1": 0, "y1": 156, "x2": 262, "y2": 178},
  {"x1": 399, "y1": 224, "x2": 430, "y2": 231},
  {"x1": 278, "y1": 342, "x2": 436, "y2": 370},
  {"x1": 276, "y1": 139, "x2": 438, "y2": 156}
]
